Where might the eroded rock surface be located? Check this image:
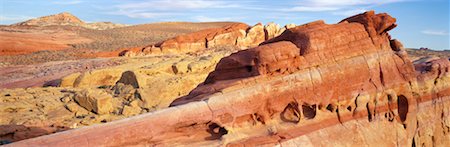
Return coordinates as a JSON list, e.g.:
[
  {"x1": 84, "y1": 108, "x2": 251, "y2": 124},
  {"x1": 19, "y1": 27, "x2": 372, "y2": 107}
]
[
  {"x1": 0, "y1": 46, "x2": 240, "y2": 143},
  {"x1": 7, "y1": 11, "x2": 450, "y2": 146},
  {"x1": 122, "y1": 22, "x2": 292, "y2": 56},
  {"x1": 74, "y1": 89, "x2": 113, "y2": 114}
]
